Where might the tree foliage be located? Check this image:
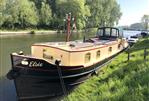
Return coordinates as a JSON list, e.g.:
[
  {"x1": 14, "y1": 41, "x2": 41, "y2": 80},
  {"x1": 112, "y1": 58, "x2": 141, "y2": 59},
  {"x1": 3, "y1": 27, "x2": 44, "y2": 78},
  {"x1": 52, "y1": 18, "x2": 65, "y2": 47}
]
[
  {"x1": 87, "y1": 0, "x2": 121, "y2": 27},
  {"x1": 17, "y1": 0, "x2": 38, "y2": 28},
  {"x1": 0, "y1": 0, "x2": 122, "y2": 30},
  {"x1": 130, "y1": 23, "x2": 144, "y2": 30},
  {"x1": 141, "y1": 15, "x2": 149, "y2": 30},
  {"x1": 2, "y1": 0, "x2": 19, "y2": 28},
  {"x1": 0, "y1": 0, "x2": 6, "y2": 26},
  {"x1": 1, "y1": 0, "x2": 38, "y2": 29},
  {"x1": 39, "y1": 1, "x2": 52, "y2": 27},
  {"x1": 56, "y1": 0, "x2": 90, "y2": 29},
  {"x1": 129, "y1": 15, "x2": 149, "y2": 30}
]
